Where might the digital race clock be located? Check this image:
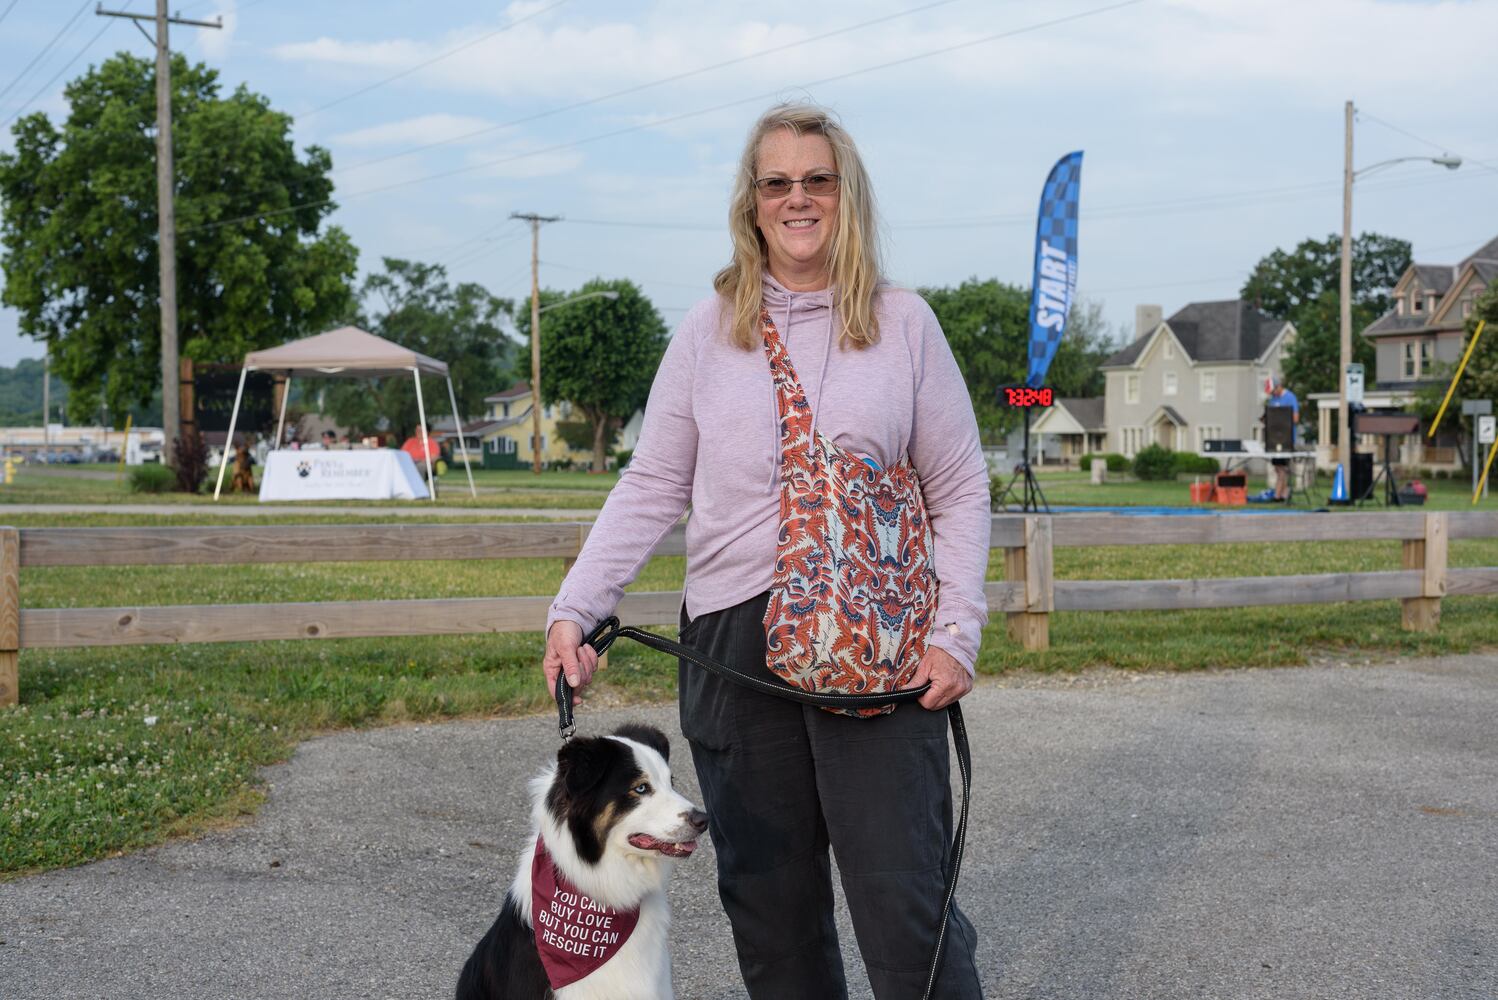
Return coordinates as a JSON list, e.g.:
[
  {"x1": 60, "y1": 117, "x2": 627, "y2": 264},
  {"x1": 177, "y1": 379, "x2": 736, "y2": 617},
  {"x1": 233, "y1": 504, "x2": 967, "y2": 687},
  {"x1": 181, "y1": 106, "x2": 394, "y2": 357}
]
[{"x1": 997, "y1": 385, "x2": 1055, "y2": 408}]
